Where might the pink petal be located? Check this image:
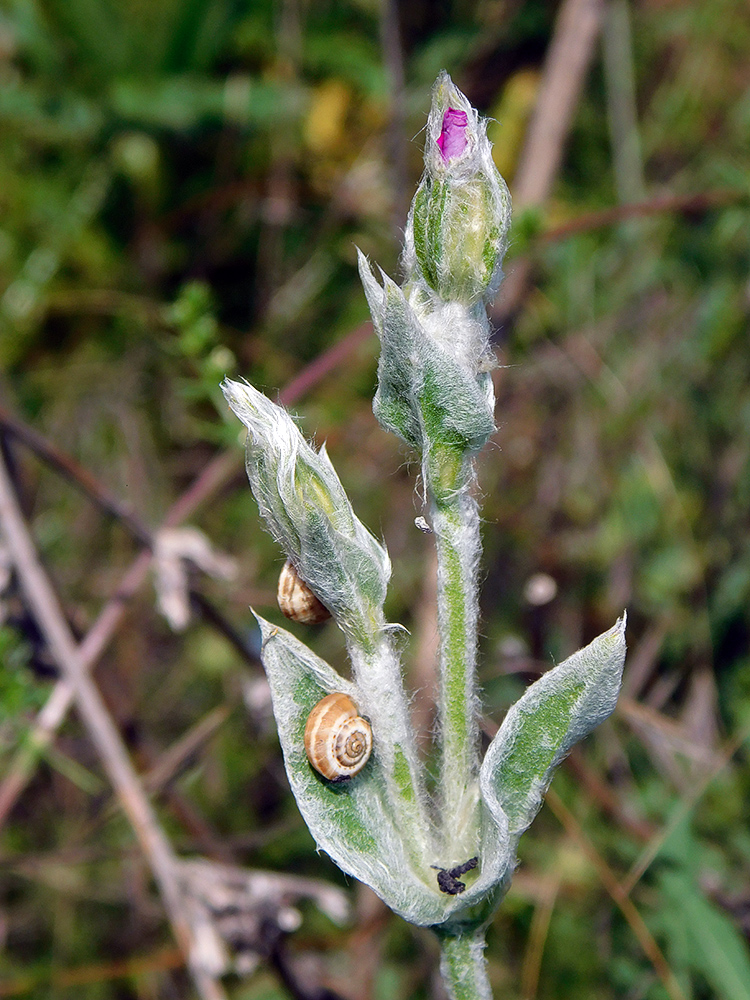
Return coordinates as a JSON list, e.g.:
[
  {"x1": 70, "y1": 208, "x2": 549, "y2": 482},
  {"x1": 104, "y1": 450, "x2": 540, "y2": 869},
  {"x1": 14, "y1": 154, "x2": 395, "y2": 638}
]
[{"x1": 437, "y1": 108, "x2": 469, "y2": 161}]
